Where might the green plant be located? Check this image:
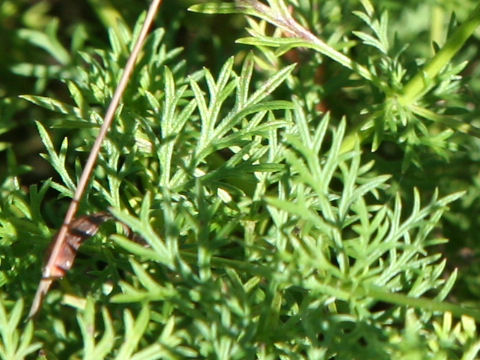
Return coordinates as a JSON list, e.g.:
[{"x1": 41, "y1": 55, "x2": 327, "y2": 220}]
[{"x1": 1, "y1": 0, "x2": 480, "y2": 358}]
